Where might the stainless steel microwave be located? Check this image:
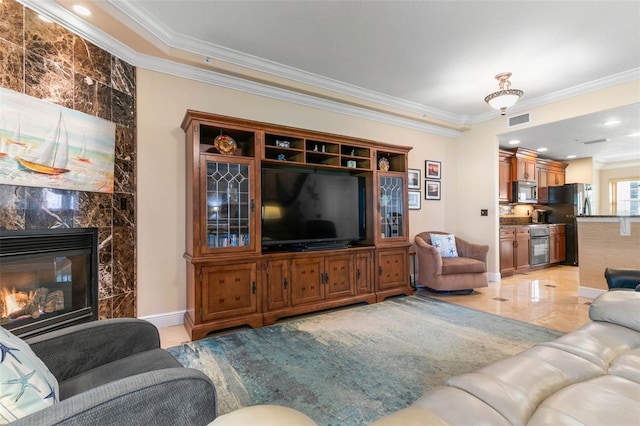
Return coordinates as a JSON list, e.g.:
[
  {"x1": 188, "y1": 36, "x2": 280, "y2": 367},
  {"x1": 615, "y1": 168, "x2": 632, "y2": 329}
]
[{"x1": 512, "y1": 180, "x2": 538, "y2": 203}]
